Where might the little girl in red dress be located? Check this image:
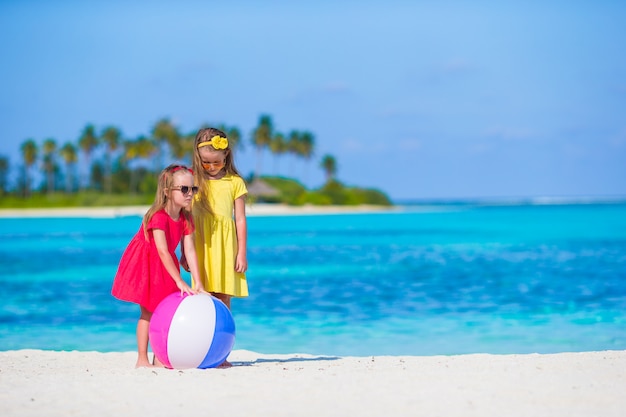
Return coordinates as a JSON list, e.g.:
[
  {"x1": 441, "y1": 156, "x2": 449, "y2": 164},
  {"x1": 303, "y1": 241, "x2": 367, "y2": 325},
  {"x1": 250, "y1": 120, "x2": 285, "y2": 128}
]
[{"x1": 112, "y1": 164, "x2": 205, "y2": 367}]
